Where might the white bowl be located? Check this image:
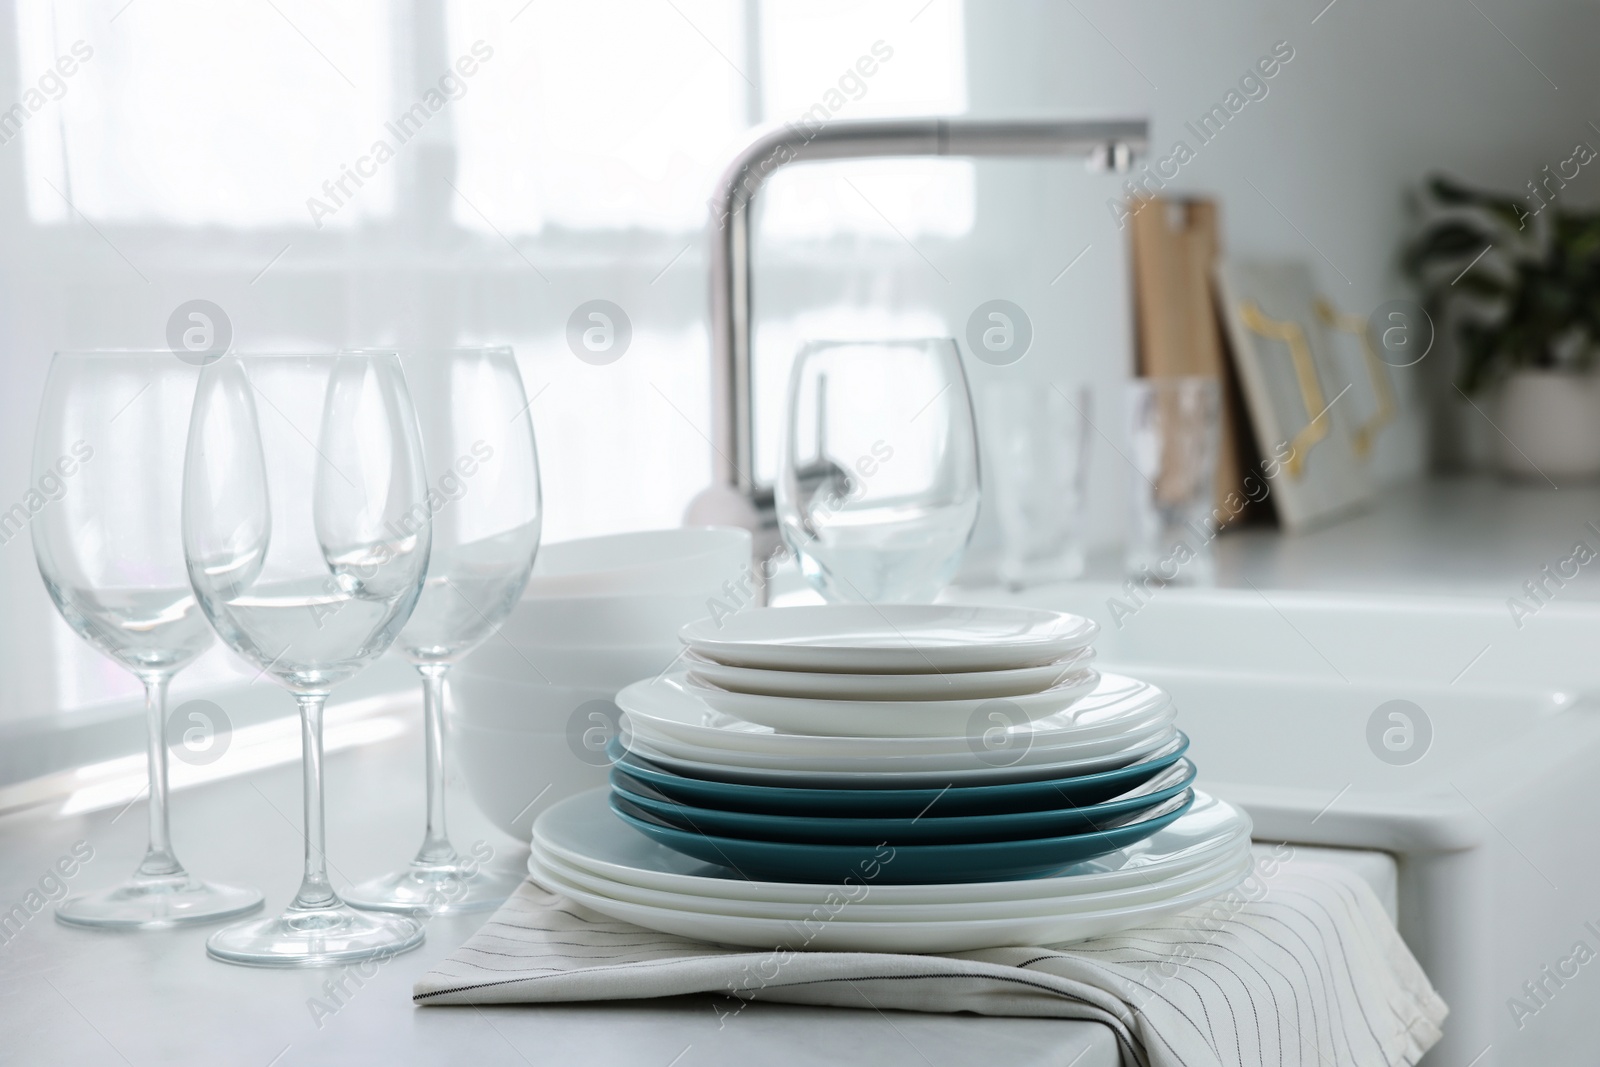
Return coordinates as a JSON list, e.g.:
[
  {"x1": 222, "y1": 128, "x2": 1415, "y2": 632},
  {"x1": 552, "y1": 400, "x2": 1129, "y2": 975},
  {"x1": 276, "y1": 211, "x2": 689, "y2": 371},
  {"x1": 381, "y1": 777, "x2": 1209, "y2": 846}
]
[
  {"x1": 449, "y1": 671, "x2": 619, "y2": 732},
  {"x1": 457, "y1": 640, "x2": 682, "y2": 690},
  {"x1": 454, "y1": 720, "x2": 611, "y2": 840},
  {"x1": 525, "y1": 528, "x2": 751, "y2": 598},
  {"x1": 500, "y1": 590, "x2": 721, "y2": 647}
]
